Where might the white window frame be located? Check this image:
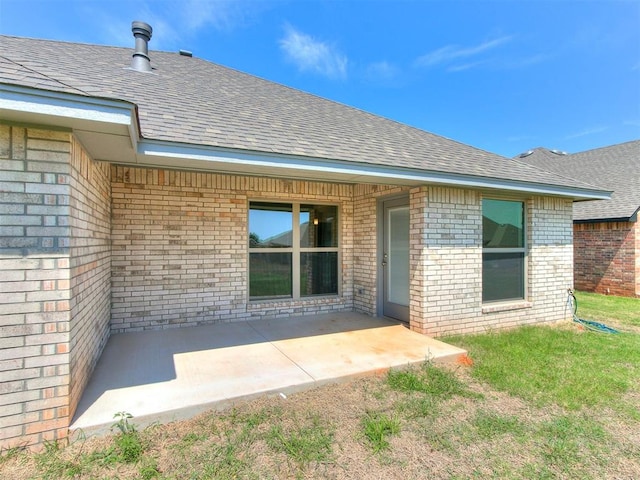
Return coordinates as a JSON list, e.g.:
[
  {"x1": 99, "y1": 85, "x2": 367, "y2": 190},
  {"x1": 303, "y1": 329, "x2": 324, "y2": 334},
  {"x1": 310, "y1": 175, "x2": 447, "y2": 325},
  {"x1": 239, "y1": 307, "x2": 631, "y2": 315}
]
[{"x1": 248, "y1": 200, "x2": 340, "y2": 301}]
